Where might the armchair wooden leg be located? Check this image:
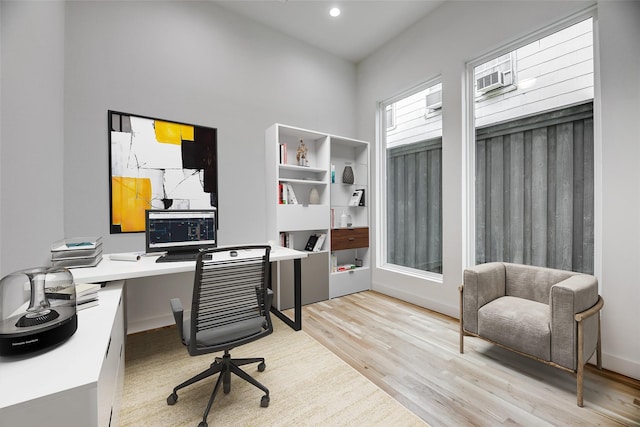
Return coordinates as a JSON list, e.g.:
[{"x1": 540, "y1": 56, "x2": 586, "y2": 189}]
[
  {"x1": 577, "y1": 366, "x2": 584, "y2": 407},
  {"x1": 573, "y1": 295, "x2": 604, "y2": 407},
  {"x1": 459, "y1": 285, "x2": 464, "y2": 354},
  {"x1": 577, "y1": 317, "x2": 585, "y2": 407},
  {"x1": 596, "y1": 313, "x2": 602, "y2": 370}
]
